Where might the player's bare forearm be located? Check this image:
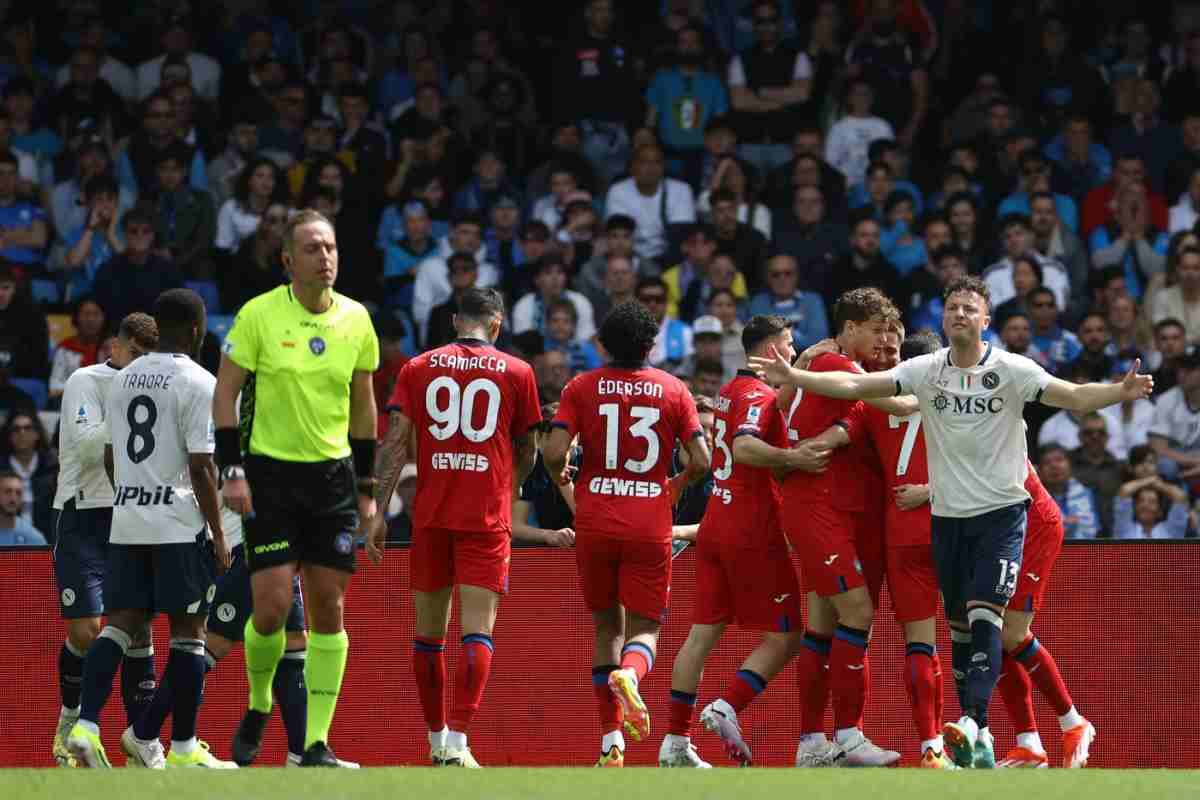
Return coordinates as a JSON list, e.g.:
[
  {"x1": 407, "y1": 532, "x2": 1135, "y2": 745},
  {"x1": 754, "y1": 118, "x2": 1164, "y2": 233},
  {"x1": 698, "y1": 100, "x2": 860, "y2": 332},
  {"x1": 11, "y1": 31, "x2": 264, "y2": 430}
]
[
  {"x1": 672, "y1": 524, "x2": 699, "y2": 542},
  {"x1": 374, "y1": 411, "x2": 411, "y2": 512},
  {"x1": 188, "y1": 454, "x2": 224, "y2": 544},
  {"x1": 681, "y1": 433, "x2": 712, "y2": 484},
  {"x1": 103, "y1": 444, "x2": 114, "y2": 487},
  {"x1": 1043, "y1": 380, "x2": 1123, "y2": 413},
  {"x1": 212, "y1": 356, "x2": 248, "y2": 429},
  {"x1": 543, "y1": 428, "x2": 572, "y2": 483},
  {"x1": 348, "y1": 370, "x2": 378, "y2": 442},
  {"x1": 866, "y1": 395, "x2": 919, "y2": 416},
  {"x1": 513, "y1": 429, "x2": 538, "y2": 488}
]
